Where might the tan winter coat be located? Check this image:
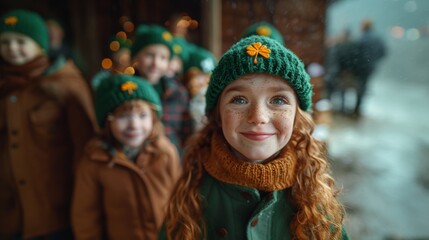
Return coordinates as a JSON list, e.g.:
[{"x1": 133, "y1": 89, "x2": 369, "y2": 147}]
[
  {"x1": 0, "y1": 60, "x2": 97, "y2": 238},
  {"x1": 71, "y1": 136, "x2": 181, "y2": 240}
]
